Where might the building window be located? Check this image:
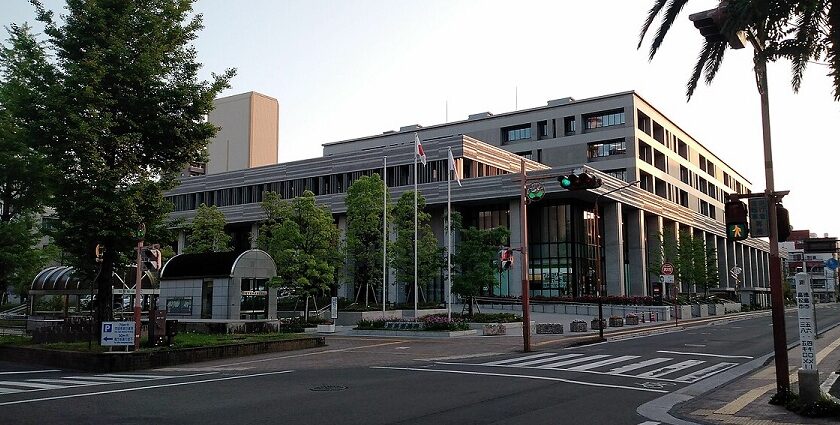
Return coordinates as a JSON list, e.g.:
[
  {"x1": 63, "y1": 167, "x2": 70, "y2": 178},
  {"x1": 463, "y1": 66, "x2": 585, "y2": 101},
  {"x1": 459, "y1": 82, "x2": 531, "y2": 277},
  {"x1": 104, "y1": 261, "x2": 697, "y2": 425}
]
[
  {"x1": 680, "y1": 165, "x2": 689, "y2": 184},
  {"x1": 604, "y1": 168, "x2": 627, "y2": 182},
  {"x1": 677, "y1": 139, "x2": 688, "y2": 159},
  {"x1": 638, "y1": 140, "x2": 652, "y2": 164},
  {"x1": 516, "y1": 151, "x2": 534, "y2": 161},
  {"x1": 583, "y1": 109, "x2": 625, "y2": 130},
  {"x1": 679, "y1": 189, "x2": 689, "y2": 207},
  {"x1": 537, "y1": 120, "x2": 548, "y2": 140},
  {"x1": 587, "y1": 139, "x2": 626, "y2": 159},
  {"x1": 503, "y1": 124, "x2": 531, "y2": 143},
  {"x1": 563, "y1": 116, "x2": 576, "y2": 135}
]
